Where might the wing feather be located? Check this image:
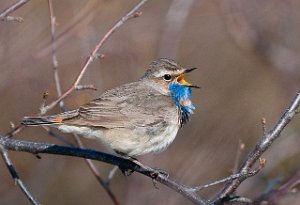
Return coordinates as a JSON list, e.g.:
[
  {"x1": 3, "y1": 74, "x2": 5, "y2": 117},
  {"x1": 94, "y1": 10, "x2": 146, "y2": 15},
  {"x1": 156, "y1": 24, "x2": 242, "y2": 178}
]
[{"x1": 64, "y1": 82, "x2": 177, "y2": 129}]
